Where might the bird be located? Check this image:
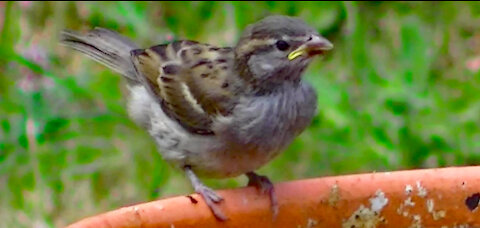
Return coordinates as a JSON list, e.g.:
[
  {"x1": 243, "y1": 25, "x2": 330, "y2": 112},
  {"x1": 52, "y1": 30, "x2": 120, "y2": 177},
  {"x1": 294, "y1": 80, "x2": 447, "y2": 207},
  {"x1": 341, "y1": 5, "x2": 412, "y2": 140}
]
[{"x1": 59, "y1": 15, "x2": 333, "y2": 221}]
